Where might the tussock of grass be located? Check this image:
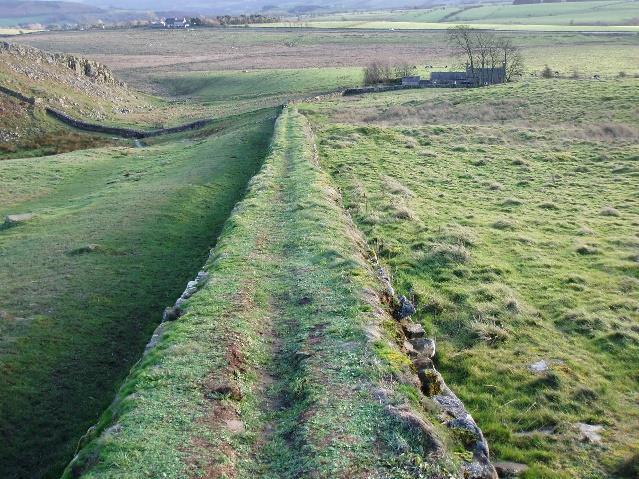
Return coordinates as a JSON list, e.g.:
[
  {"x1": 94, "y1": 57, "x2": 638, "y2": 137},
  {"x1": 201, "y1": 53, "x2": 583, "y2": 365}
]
[
  {"x1": 436, "y1": 224, "x2": 478, "y2": 247},
  {"x1": 539, "y1": 201, "x2": 560, "y2": 210},
  {"x1": 428, "y1": 243, "x2": 471, "y2": 265},
  {"x1": 382, "y1": 174, "x2": 415, "y2": 198},
  {"x1": 576, "y1": 243, "x2": 599, "y2": 255},
  {"x1": 492, "y1": 218, "x2": 517, "y2": 230},
  {"x1": 600, "y1": 206, "x2": 620, "y2": 216}
]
